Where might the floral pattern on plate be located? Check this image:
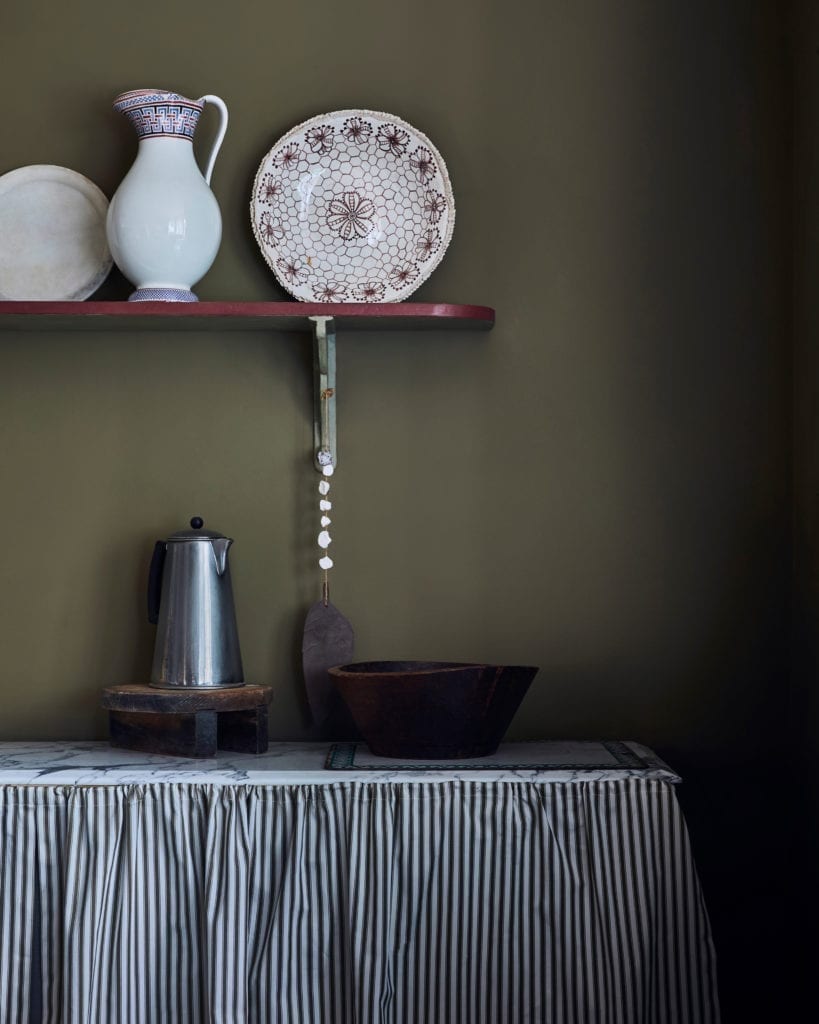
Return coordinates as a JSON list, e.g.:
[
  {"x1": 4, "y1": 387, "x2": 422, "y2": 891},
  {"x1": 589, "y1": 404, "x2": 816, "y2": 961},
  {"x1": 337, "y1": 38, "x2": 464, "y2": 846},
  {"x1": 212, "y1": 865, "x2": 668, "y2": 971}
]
[{"x1": 250, "y1": 109, "x2": 455, "y2": 302}]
